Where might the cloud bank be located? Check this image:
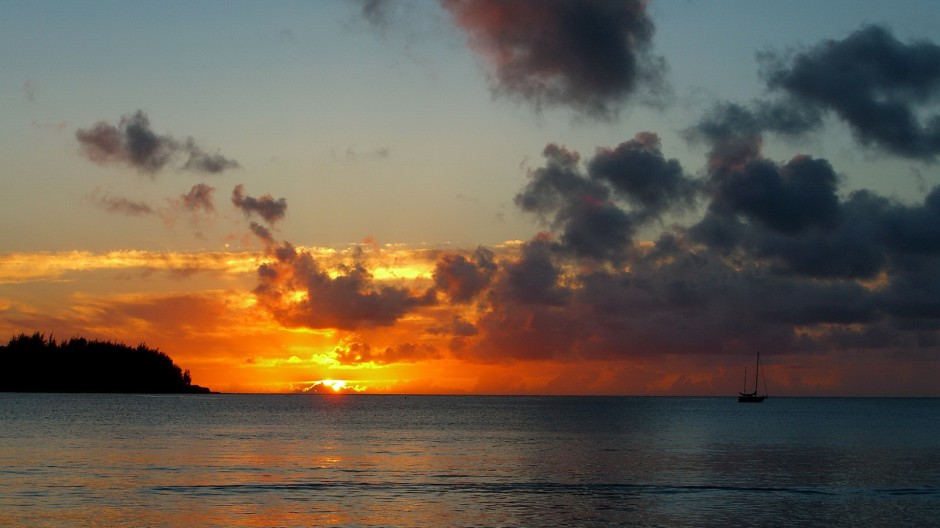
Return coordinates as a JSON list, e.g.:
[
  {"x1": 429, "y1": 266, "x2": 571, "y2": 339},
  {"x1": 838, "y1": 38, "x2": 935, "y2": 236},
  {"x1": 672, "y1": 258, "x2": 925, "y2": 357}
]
[{"x1": 237, "y1": 23, "x2": 940, "y2": 382}]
